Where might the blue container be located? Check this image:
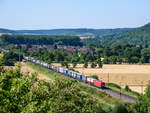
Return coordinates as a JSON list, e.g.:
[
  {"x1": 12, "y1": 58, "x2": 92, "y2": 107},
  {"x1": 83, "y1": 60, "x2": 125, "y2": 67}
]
[
  {"x1": 63, "y1": 69, "x2": 66, "y2": 74},
  {"x1": 68, "y1": 70, "x2": 72, "y2": 76},
  {"x1": 72, "y1": 72, "x2": 77, "y2": 78},
  {"x1": 81, "y1": 75, "x2": 87, "y2": 83},
  {"x1": 70, "y1": 71, "x2": 74, "y2": 77},
  {"x1": 66, "y1": 70, "x2": 68, "y2": 74},
  {"x1": 55, "y1": 67, "x2": 59, "y2": 72},
  {"x1": 63, "y1": 69, "x2": 67, "y2": 74},
  {"x1": 76, "y1": 73, "x2": 82, "y2": 80},
  {"x1": 64, "y1": 70, "x2": 68, "y2": 75}
]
